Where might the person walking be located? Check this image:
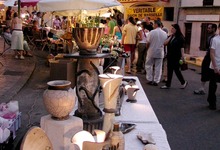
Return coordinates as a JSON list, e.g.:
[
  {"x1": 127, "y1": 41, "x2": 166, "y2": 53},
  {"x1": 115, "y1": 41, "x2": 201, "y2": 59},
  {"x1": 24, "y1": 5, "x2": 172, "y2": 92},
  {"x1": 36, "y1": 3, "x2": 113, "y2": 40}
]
[
  {"x1": 194, "y1": 23, "x2": 217, "y2": 95},
  {"x1": 11, "y1": 12, "x2": 25, "y2": 60},
  {"x1": 160, "y1": 24, "x2": 188, "y2": 89},
  {"x1": 161, "y1": 27, "x2": 169, "y2": 82},
  {"x1": 108, "y1": 15, "x2": 117, "y2": 35},
  {"x1": 145, "y1": 20, "x2": 167, "y2": 86},
  {"x1": 113, "y1": 19, "x2": 123, "y2": 43},
  {"x1": 3, "y1": 27, "x2": 32, "y2": 57},
  {"x1": 5, "y1": 6, "x2": 12, "y2": 27},
  {"x1": 207, "y1": 23, "x2": 220, "y2": 110},
  {"x1": 144, "y1": 16, "x2": 153, "y2": 31},
  {"x1": 122, "y1": 16, "x2": 138, "y2": 74},
  {"x1": 136, "y1": 21, "x2": 149, "y2": 73}
]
